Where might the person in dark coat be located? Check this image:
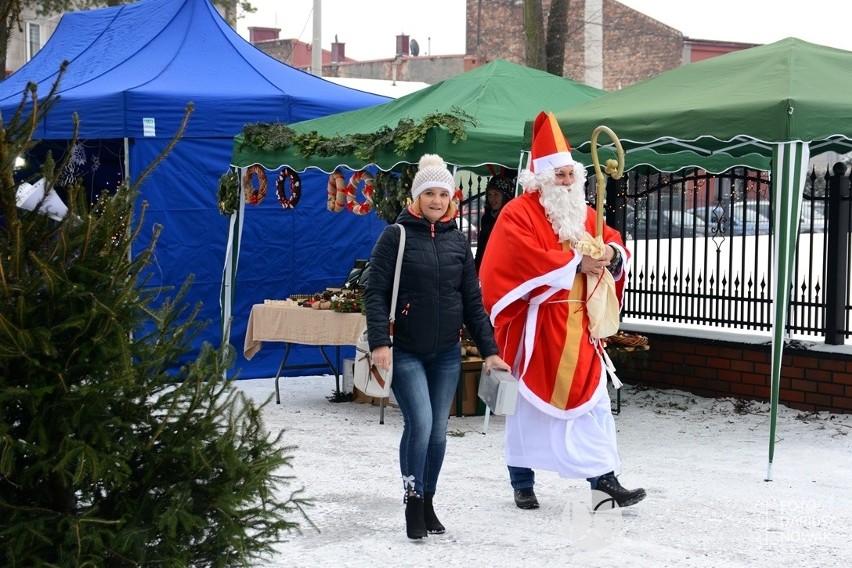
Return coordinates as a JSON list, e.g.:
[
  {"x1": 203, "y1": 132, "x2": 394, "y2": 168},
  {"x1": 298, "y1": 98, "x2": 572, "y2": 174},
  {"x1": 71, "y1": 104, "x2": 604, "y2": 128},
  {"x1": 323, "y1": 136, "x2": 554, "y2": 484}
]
[
  {"x1": 366, "y1": 153, "x2": 509, "y2": 541},
  {"x1": 474, "y1": 174, "x2": 515, "y2": 273}
]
